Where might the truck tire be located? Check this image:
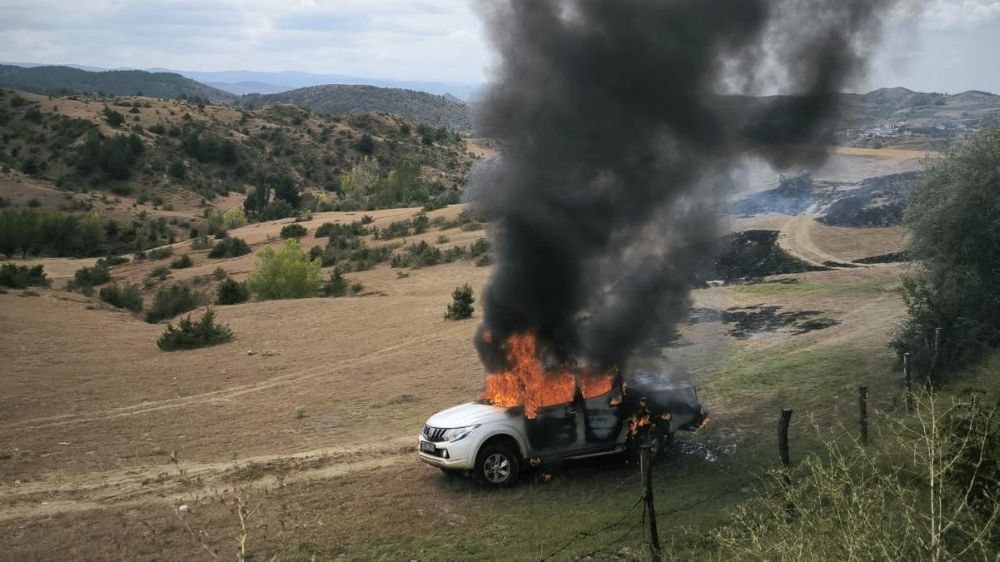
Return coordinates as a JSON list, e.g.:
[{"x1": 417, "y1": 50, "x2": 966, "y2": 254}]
[{"x1": 472, "y1": 442, "x2": 520, "y2": 488}]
